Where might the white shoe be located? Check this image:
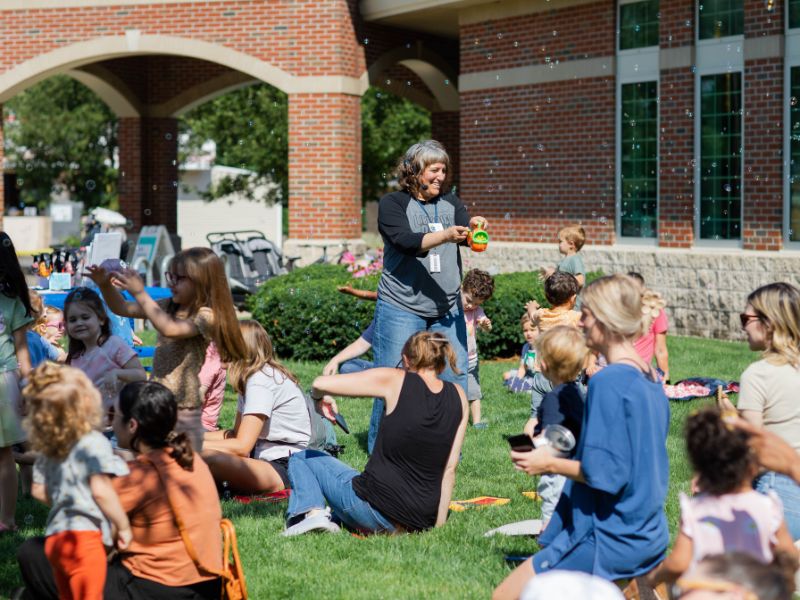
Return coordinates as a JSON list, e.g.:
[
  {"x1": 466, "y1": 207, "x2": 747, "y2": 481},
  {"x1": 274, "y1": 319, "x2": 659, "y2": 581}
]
[{"x1": 282, "y1": 508, "x2": 340, "y2": 537}]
